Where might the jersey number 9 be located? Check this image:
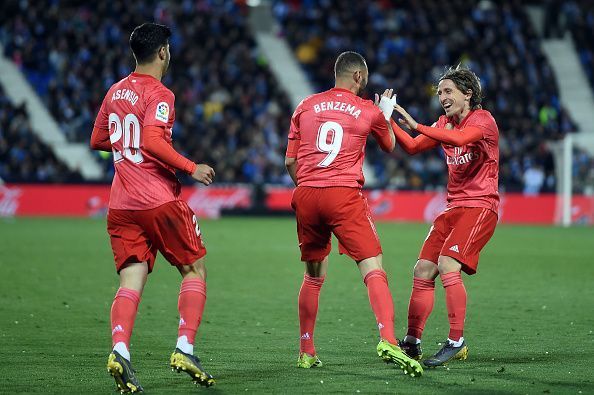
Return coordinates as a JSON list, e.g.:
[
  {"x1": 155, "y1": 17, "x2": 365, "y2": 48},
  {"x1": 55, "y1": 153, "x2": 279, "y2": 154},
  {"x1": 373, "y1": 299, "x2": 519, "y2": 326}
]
[{"x1": 316, "y1": 121, "x2": 344, "y2": 167}]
